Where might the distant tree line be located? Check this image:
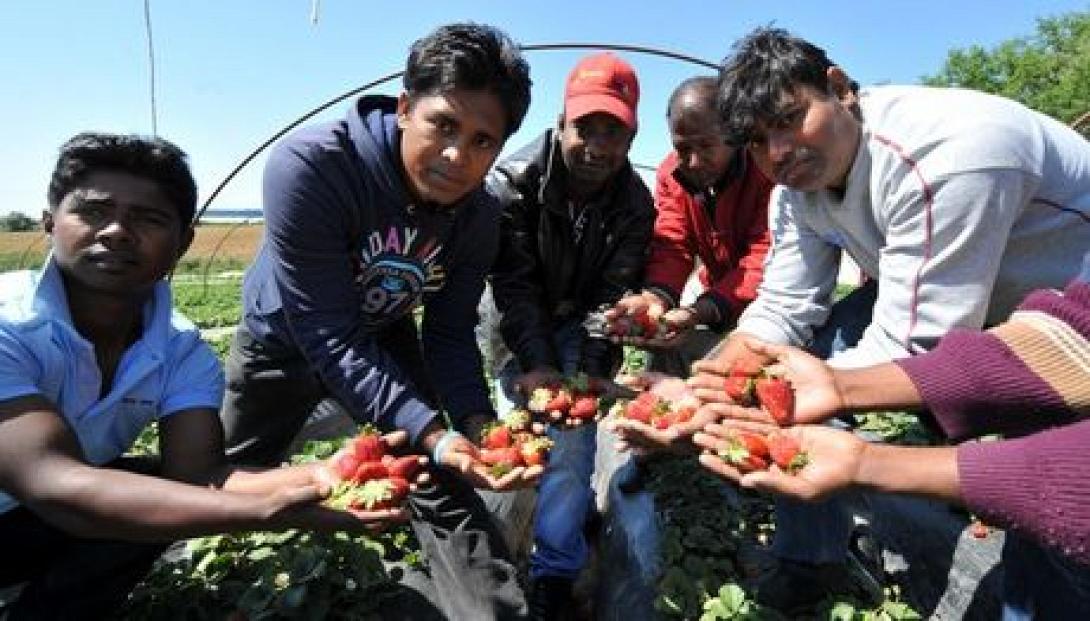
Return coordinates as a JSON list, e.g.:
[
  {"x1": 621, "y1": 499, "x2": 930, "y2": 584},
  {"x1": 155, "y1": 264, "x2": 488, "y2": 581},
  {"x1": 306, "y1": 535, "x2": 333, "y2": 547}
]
[
  {"x1": 0, "y1": 212, "x2": 39, "y2": 233},
  {"x1": 923, "y1": 10, "x2": 1090, "y2": 136}
]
